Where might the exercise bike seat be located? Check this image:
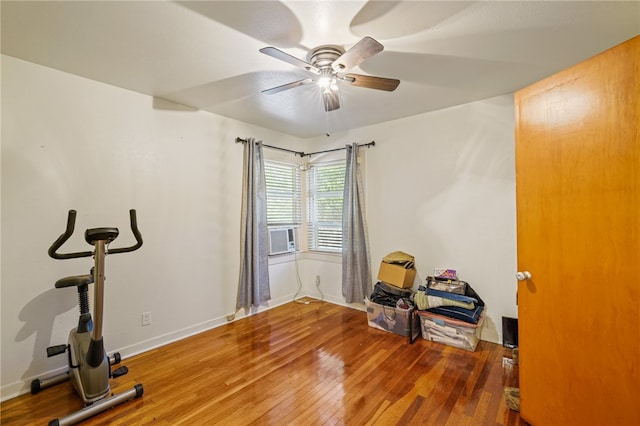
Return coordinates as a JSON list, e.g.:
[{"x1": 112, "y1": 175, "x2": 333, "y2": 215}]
[
  {"x1": 85, "y1": 227, "x2": 119, "y2": 245},
  {"x1": 55, "y1": 274, "x2": 94, "y2": 289}
]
